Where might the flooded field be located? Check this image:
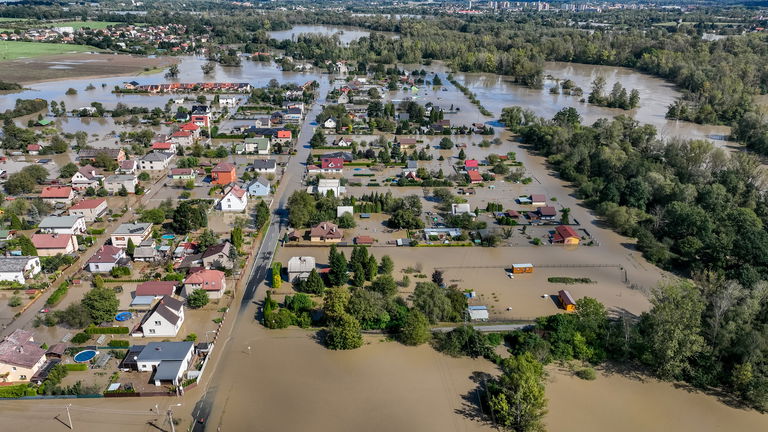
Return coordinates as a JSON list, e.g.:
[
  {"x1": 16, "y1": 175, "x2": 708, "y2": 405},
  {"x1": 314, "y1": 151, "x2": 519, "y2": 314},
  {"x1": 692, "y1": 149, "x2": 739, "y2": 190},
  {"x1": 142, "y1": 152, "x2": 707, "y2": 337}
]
[{"x1": 268, "y1": 24, "x2": 374, "y2": 45}]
